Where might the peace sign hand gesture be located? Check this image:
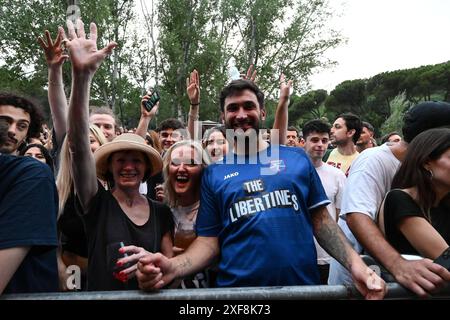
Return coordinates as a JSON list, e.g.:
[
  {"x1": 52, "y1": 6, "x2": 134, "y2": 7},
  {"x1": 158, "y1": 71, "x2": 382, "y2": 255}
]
[{"x1": 279, "y1": 73, "x2": 293, "y2": 100}]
